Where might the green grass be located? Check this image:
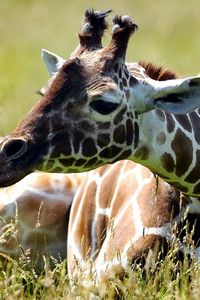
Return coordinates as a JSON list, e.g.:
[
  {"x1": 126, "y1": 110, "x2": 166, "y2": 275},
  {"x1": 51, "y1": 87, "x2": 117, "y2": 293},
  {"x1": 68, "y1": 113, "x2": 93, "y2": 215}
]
[
  {"x1": 1, "y1": 238, "x2": 200, "y2": 299},
  {"x1": 1, "y1": 0, "x2": 200, "y2": 298},
  {"x1": 1, "y1": 207, "x2": 200, "y2": 299}
]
